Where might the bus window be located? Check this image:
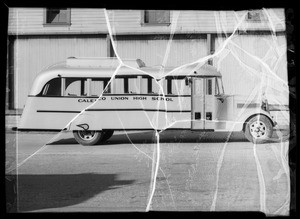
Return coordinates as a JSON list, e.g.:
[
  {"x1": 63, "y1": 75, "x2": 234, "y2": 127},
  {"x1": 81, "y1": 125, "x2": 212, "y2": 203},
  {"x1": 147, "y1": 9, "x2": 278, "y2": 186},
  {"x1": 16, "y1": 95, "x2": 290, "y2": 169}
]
[
  {"x1": 65, "y1": 78, "x2": 88, "y2": 96},
  {"x1": 114, "y1": 78, "x2": 124, "y2": 94},
  {"x1": 103, "y1": 79, "x2": 111, "y2": 94},
  {"x1": 206, "y1": 78, "x2": 216, "y2": 96},
  {"x1": 141, "y1": 76, "x2": 158, "y2": 94},
  {"x1": 128, "y1": 77, "x2": 140, "y2": 94},
  {"x1": 144, "y1": 77, "x2": 158, "y2": 94},
  {"x1": 215, "y1": 77, "x2": 224, "y2": 95},
  {"x1": 206, "y1": 79, "x2": 212, "y2": 95},
  {"x1": 41, "y1": 78, "x2": 61, "y2": 96},
  {"x1": 91, "y1": 79, "x2": 103, "y2": 96},
  {"x1": 139, "y1": 76, "x2": 149, "y2": 94},
  {"x1": 172, "y1": 79, "x2": 191, "y2": 95},
  {"x1": 90, "y1": 78, "x2": 111, "y2": 96},
  {"x1": 151, "y1": 78, "x2": 161, "y2": 94}
]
